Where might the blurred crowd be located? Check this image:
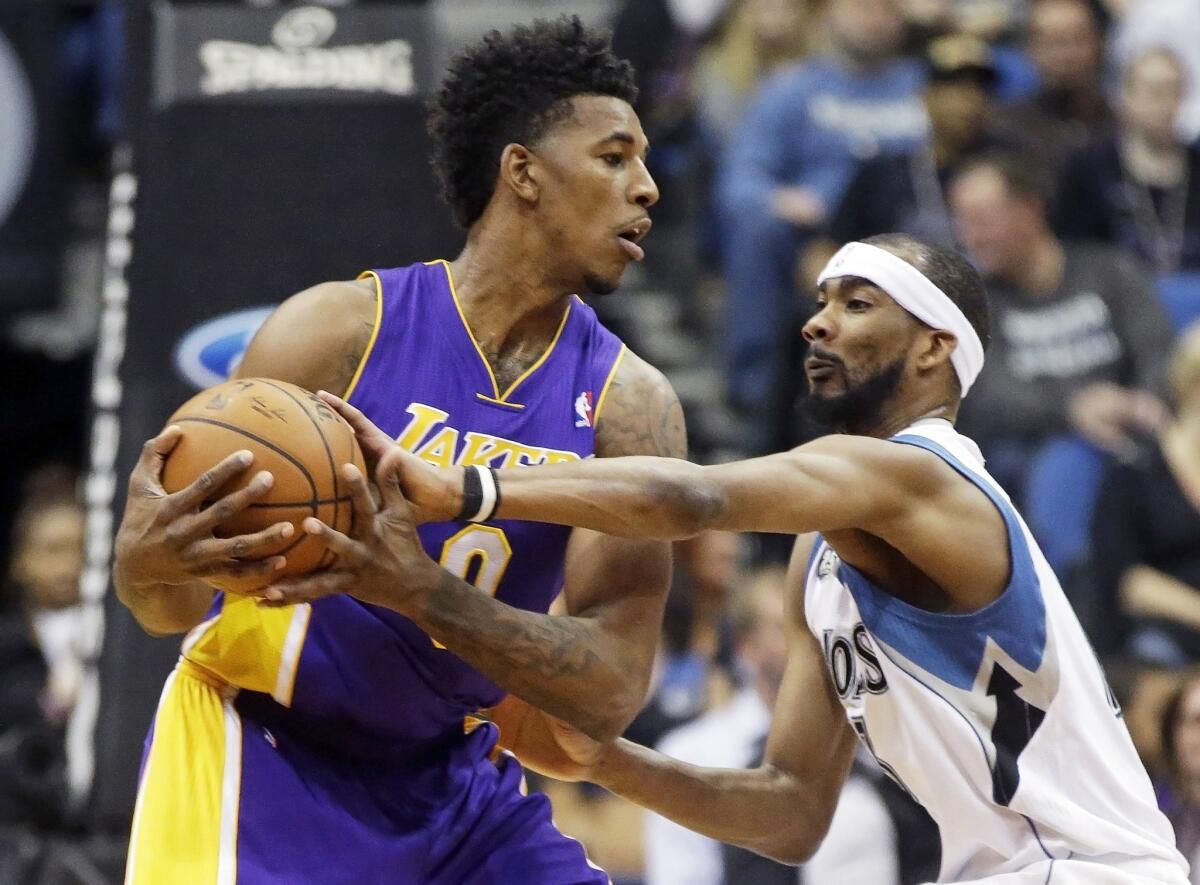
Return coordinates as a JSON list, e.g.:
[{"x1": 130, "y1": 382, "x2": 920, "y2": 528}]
[{"x1": 5, "y1": 0, "x2": 1200, "y2": 882}]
